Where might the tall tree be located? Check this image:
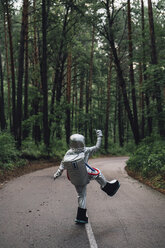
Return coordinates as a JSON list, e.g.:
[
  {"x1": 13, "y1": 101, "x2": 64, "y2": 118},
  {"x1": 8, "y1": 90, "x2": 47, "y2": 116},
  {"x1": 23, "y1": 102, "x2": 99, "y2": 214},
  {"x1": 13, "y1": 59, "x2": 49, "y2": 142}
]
[
  {"x1": 16, "y1": 0, "x2": 29, "y2": 147},
  {"x1": 49, "y1": 5, "x2": 69, "y2": 138},
  {"x1": 104, "y1": 56, "x2": 112, "y2": 151},
  {"x1": 103, "y1": 0, "x2": 140, "y2": 144},
  {"x1": 41, "y1": 0, "x2": 50, "y2": 147},
  {"x1": 78, "y1": 72, "x2": 85, "y2": 133},
  {"x1": 0, "y1": 49, "x2": 6, "y2": 130},
  {"x1": 118, "y1": 84, "x2": 124, "y2": 147},
  {"x1": 127, "y1": 0, "x2": 139, "y2": 139},
  {"x1": 4, "y1": 12, "x2": 11, "y2": 127},
  {"x1": 23, "y1": 0, "x2": 29, "y2": 139},
  {"x1": 5, "y1": 0, "x2": 16, "y2": 137},
  {"x1": 65, "y1": 51, "x2": 72, "y2": 144},
  {"x1": 89, "y1": 25, "x2": 95, "y2": 143},
  {"x1": 32, "y1": 0, "x2": 41, "y2": 144},
  {"x1": 148, "y1": 0, "x2": 165, "y2": 137},
  {"x1": 139, "y1": 62, "x2": 145, "y2": 138},
  {"x1": 72, "y1": 63, "x2": 77, "y2": 125},
  {"x1": 141, "y1": 0, "x2": 152, "y2": 136}
]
